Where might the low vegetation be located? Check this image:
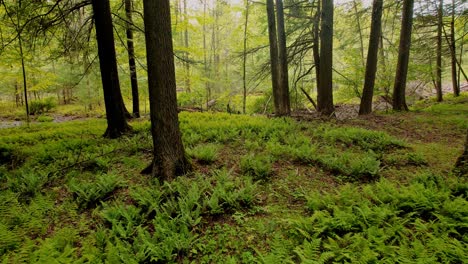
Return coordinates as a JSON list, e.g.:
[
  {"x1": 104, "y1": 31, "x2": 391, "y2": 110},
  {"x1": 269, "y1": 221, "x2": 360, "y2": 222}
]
[{"x1": 0, "y1": 95, "x2": 467, "y2": 262}]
